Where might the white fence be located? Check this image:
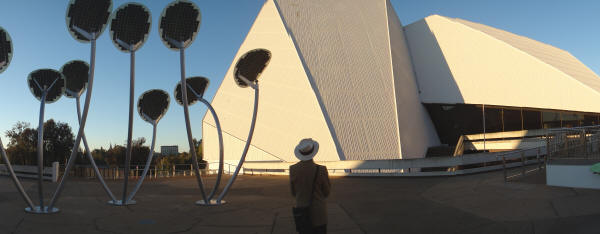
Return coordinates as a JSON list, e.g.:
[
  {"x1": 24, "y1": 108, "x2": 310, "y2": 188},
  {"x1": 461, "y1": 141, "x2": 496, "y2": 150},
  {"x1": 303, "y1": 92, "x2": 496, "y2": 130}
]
[{"x1": 0, "y1": 162, "x2": 59, "y2": 182}]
